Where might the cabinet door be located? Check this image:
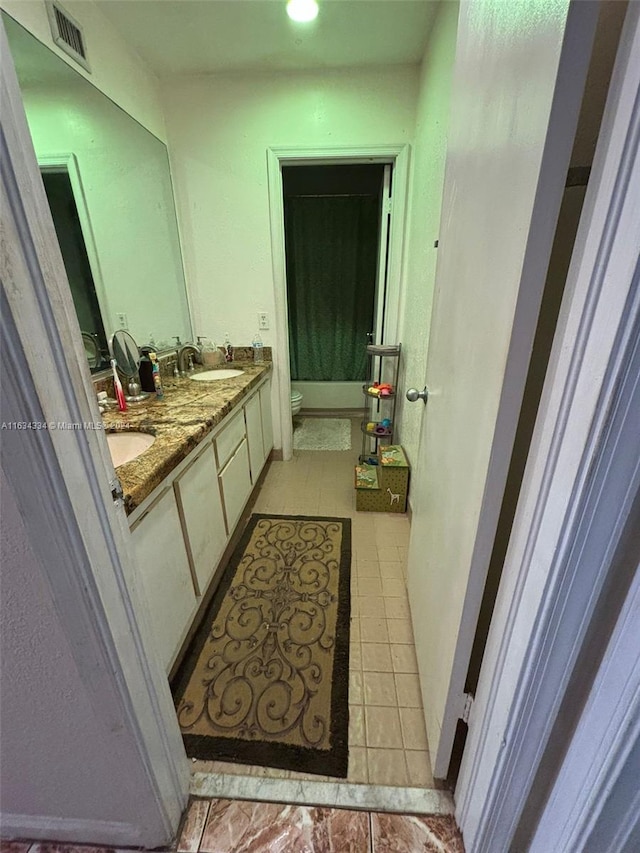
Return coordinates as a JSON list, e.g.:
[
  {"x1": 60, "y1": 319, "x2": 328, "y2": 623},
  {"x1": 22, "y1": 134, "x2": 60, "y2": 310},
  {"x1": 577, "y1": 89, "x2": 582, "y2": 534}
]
[
  {"x1": 175, "y1": 442, "x2": 227, "y2": 595},
  {"x1": 130, "y1": 488, "x2": 196, "y2": 671},
  {"x1": 245, "y1": 392, "x2": 264, "y2": 483},
  {"x1": 219, "y1": 437, "x2": 251, "y2": 533},
  {"x1": 259, "y1": 379, "x2": 273, "y2": 463}
]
